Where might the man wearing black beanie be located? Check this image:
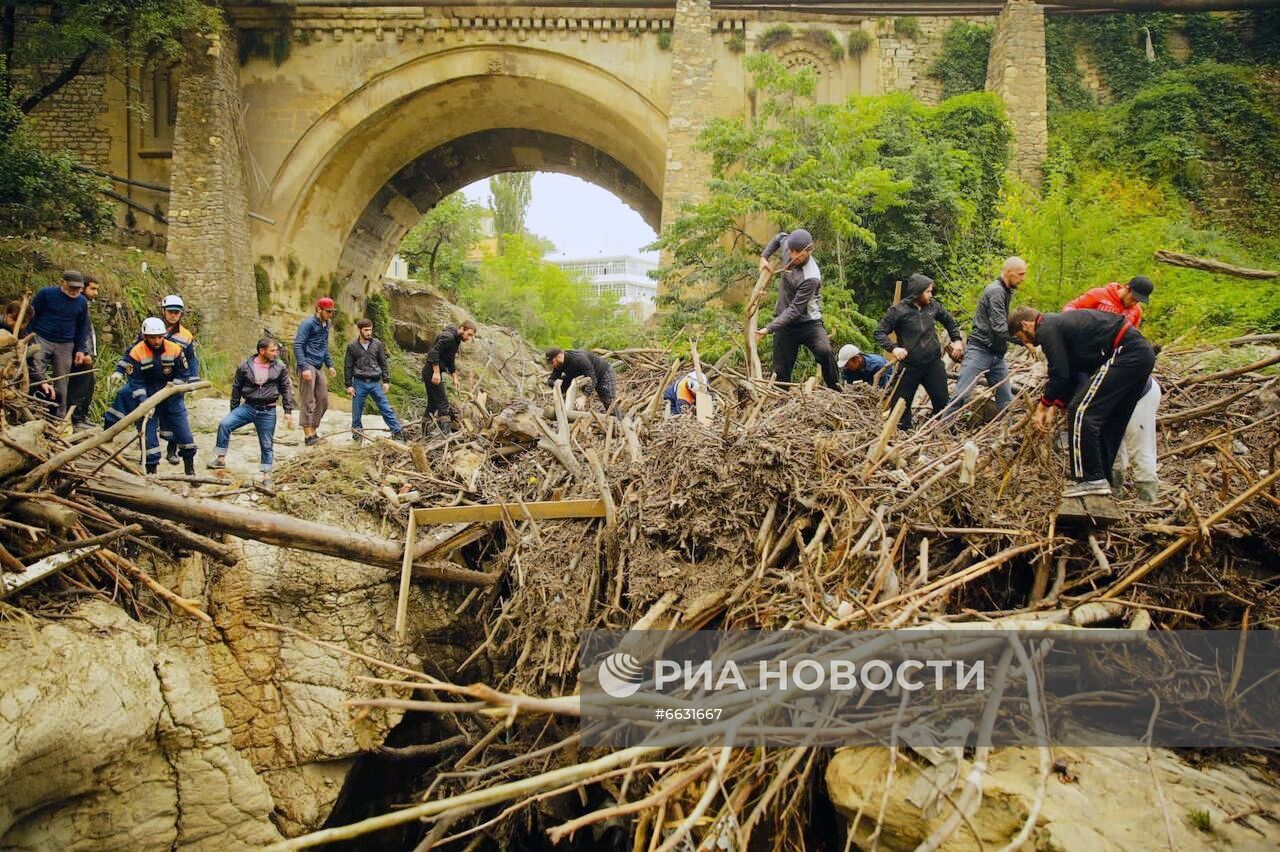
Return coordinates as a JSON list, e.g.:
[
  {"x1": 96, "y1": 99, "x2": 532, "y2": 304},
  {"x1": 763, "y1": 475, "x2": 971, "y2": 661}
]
[{"x1": 756, "y1": 229, "x2": 840, "y2": 391}]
